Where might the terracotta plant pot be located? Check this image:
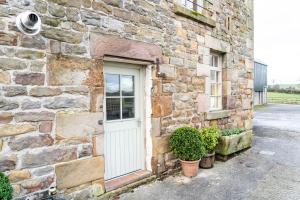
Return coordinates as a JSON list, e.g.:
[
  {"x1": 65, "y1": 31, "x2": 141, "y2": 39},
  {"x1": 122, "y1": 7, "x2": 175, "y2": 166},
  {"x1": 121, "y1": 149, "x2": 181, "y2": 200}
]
[
  {"x1": 180, "y1": 159, "x2": 200, "y2": 177},
  {"x1": 199, "y1": 152, "x2": 215, "y2": 169}
]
